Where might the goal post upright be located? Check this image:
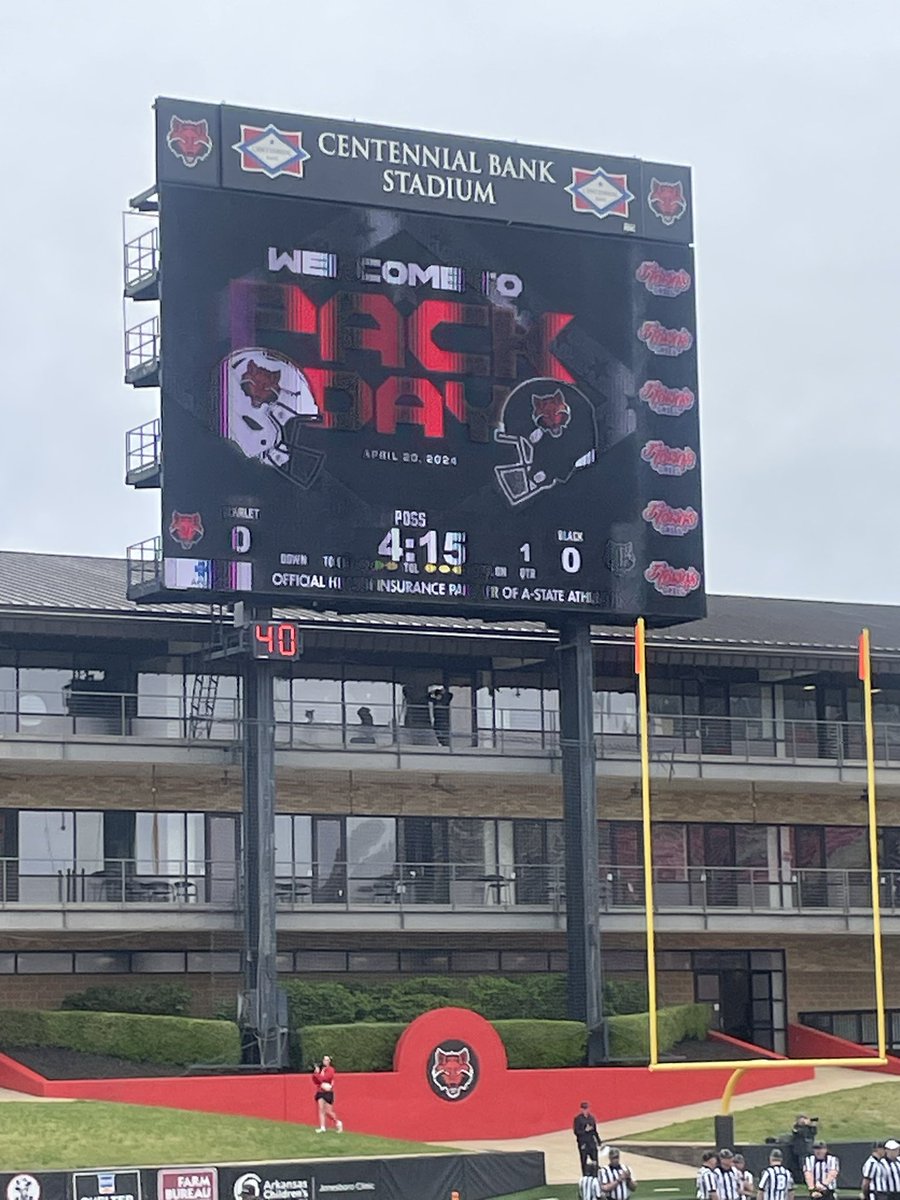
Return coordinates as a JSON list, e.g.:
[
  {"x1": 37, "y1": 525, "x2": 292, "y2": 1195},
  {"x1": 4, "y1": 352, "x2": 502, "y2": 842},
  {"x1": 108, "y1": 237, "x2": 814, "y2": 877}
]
[{"x1": 636, "y1": 621, "x2": 888, "y2": 1074}]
